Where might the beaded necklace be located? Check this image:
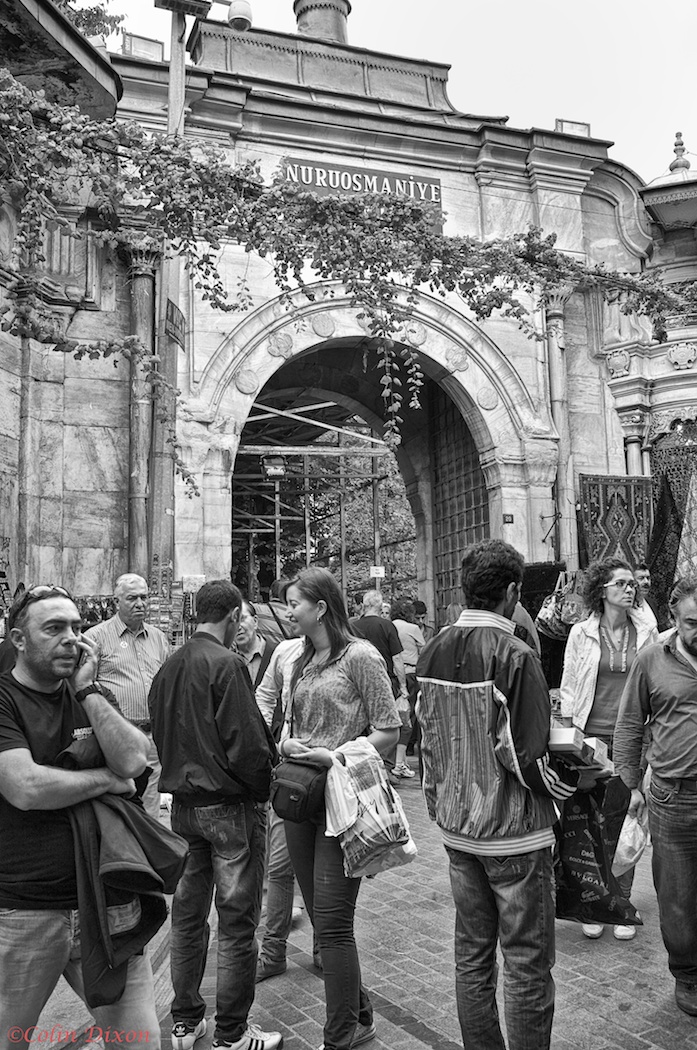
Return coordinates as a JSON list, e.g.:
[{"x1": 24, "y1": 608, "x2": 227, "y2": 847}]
[{"x1": 600, "y1": 622, "x2": 630, "y2": 673}]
